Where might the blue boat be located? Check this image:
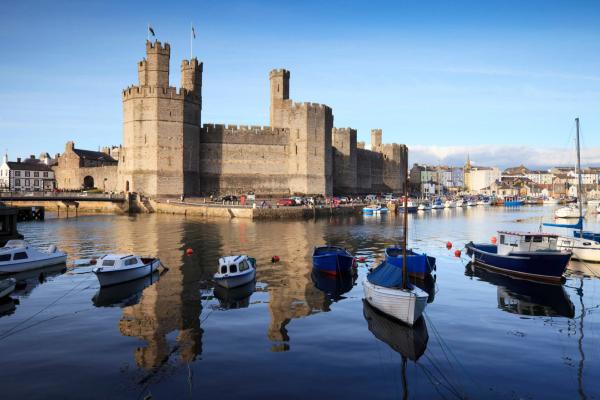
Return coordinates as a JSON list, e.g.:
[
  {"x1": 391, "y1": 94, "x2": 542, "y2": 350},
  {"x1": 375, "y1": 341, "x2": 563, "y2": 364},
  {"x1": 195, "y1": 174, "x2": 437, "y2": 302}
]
[
  {"x1": 465, "y1": 231, "x2": 571, "y2": 283},
  {"x1": 384, "y1": 247, "x2": 436, "y2": 279},
  {"x1": 503, "y1": 196, "x2": 523, "y2": 207},
  {"x1": 312, "y1": 246, "x2": 355, "y2": 276}
]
